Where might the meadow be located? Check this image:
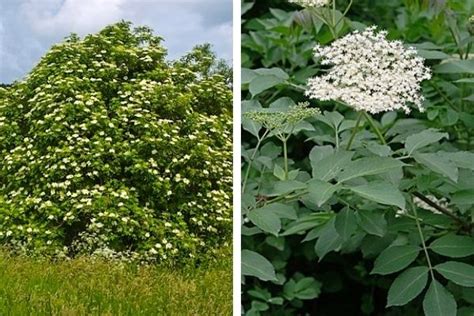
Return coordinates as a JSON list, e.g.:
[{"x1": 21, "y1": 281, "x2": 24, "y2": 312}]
[{"x1": 0, "y1": 248, "x2": 232, "y2": 315}]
